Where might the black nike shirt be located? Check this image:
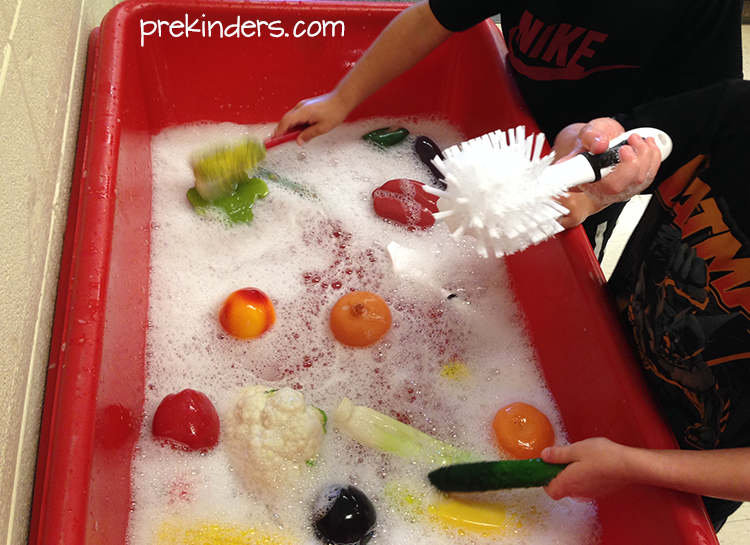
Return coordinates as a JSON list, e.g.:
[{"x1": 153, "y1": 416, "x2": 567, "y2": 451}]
[{"x1": 428, "y1": 0, "x2": 743, "y2": 138}]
